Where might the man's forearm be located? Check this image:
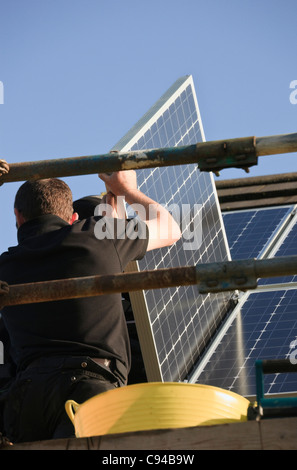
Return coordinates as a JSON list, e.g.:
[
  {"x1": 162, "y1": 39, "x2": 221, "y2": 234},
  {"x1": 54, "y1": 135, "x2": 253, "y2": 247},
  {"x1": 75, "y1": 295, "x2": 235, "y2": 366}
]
[
  {"x1": 99, "y1": 171, "x2": 181, "y2": 251},
  {"x1": 123, "y1": 189, "x2": 181, "y2": 251}
]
